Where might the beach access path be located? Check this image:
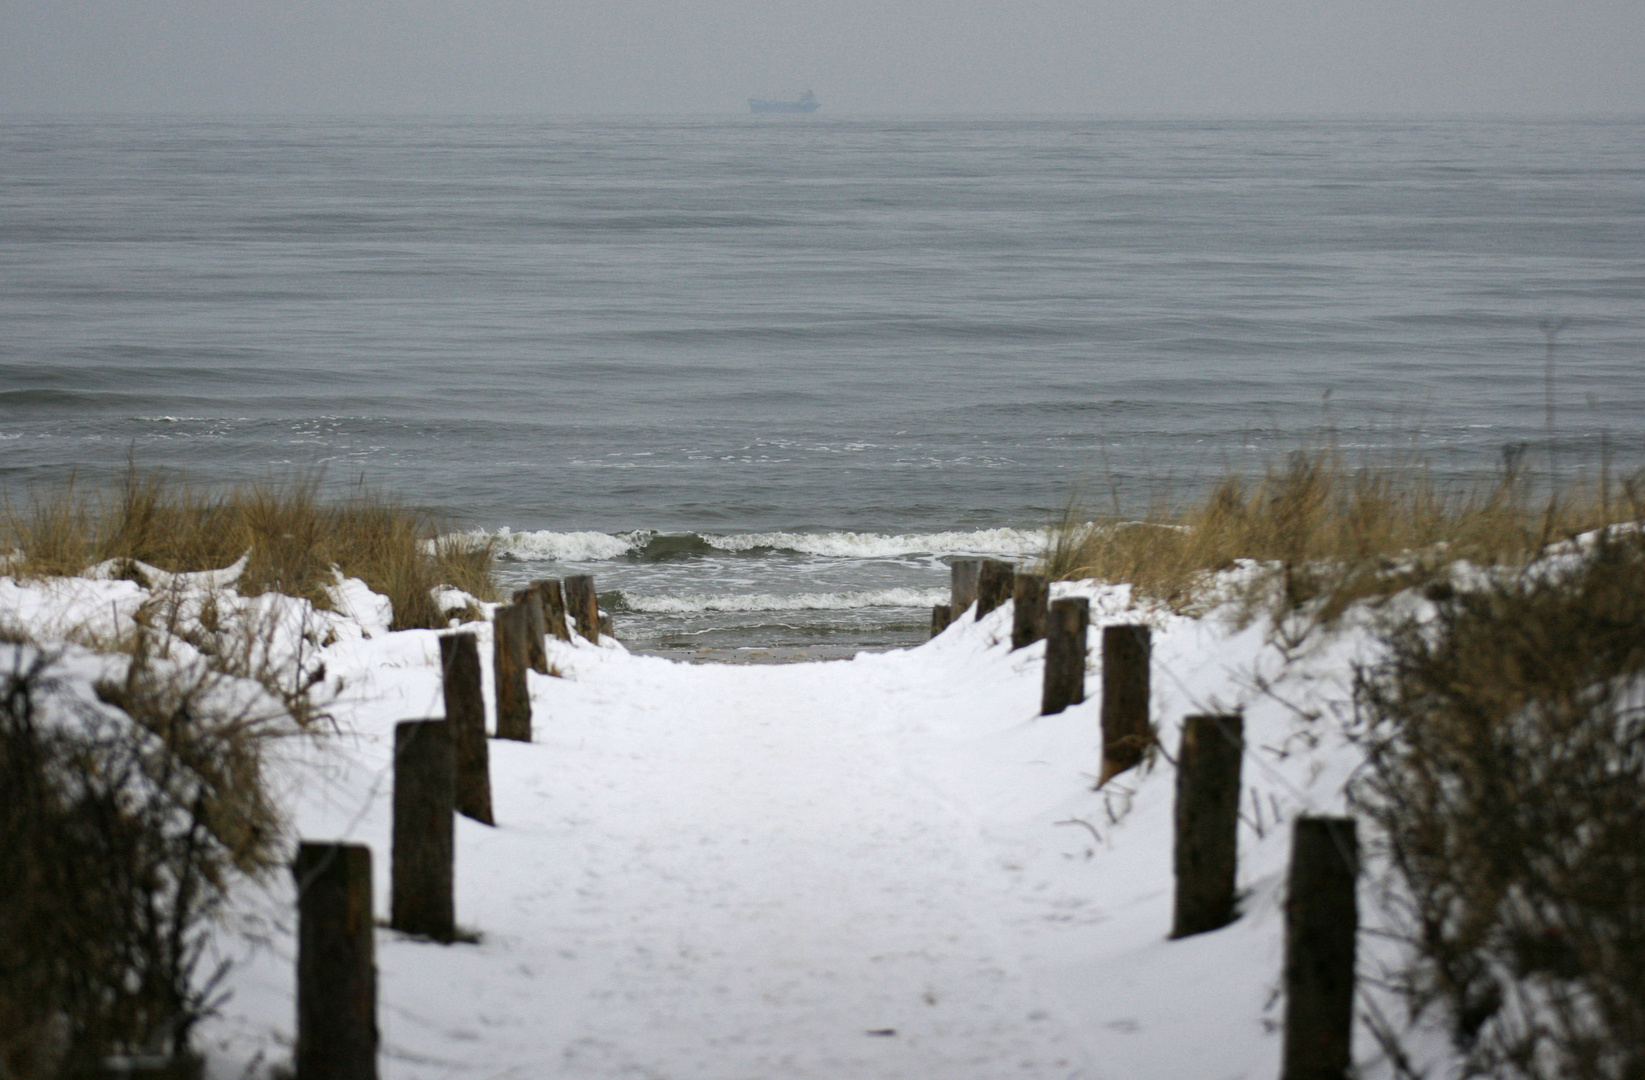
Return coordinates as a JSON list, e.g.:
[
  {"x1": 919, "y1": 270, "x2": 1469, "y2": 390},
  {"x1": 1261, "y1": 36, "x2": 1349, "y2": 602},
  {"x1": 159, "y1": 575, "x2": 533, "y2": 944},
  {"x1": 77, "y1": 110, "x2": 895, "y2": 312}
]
[{"x1": 196, "y1": 584, "x2": 1420, "y2": 1080}]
